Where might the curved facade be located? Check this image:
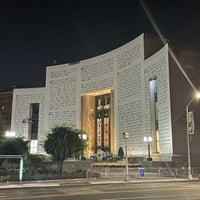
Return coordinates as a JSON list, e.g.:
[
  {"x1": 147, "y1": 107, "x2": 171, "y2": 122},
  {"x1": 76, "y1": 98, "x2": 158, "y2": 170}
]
[{"x1": 11, "y1": 34, "x2": 174, "y2": 160}]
